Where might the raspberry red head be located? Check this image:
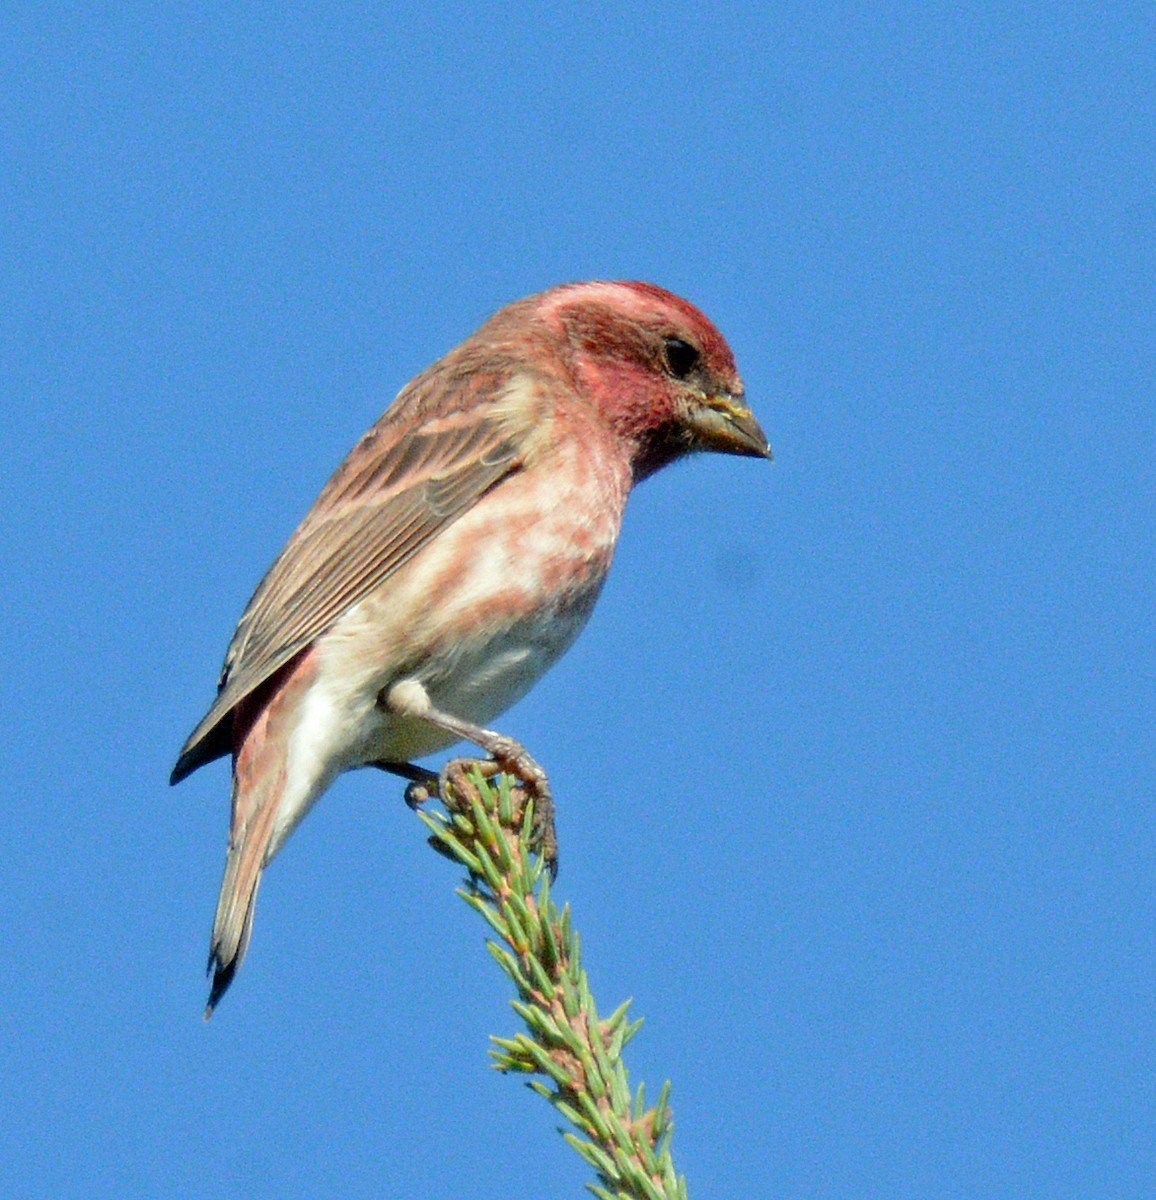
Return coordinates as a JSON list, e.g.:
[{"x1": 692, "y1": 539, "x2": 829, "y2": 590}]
[{"x1": 533, "y1": 280, "x2": 768, "y2": 480}]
